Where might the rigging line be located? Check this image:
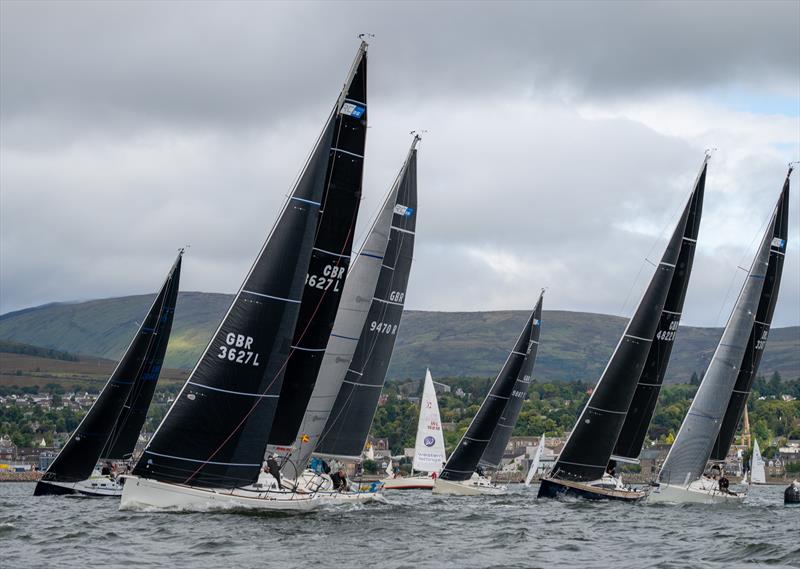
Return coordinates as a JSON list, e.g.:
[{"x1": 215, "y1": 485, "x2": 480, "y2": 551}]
[{"x1": 182, "y1": 117, "x2": 363, "y2": 485}]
